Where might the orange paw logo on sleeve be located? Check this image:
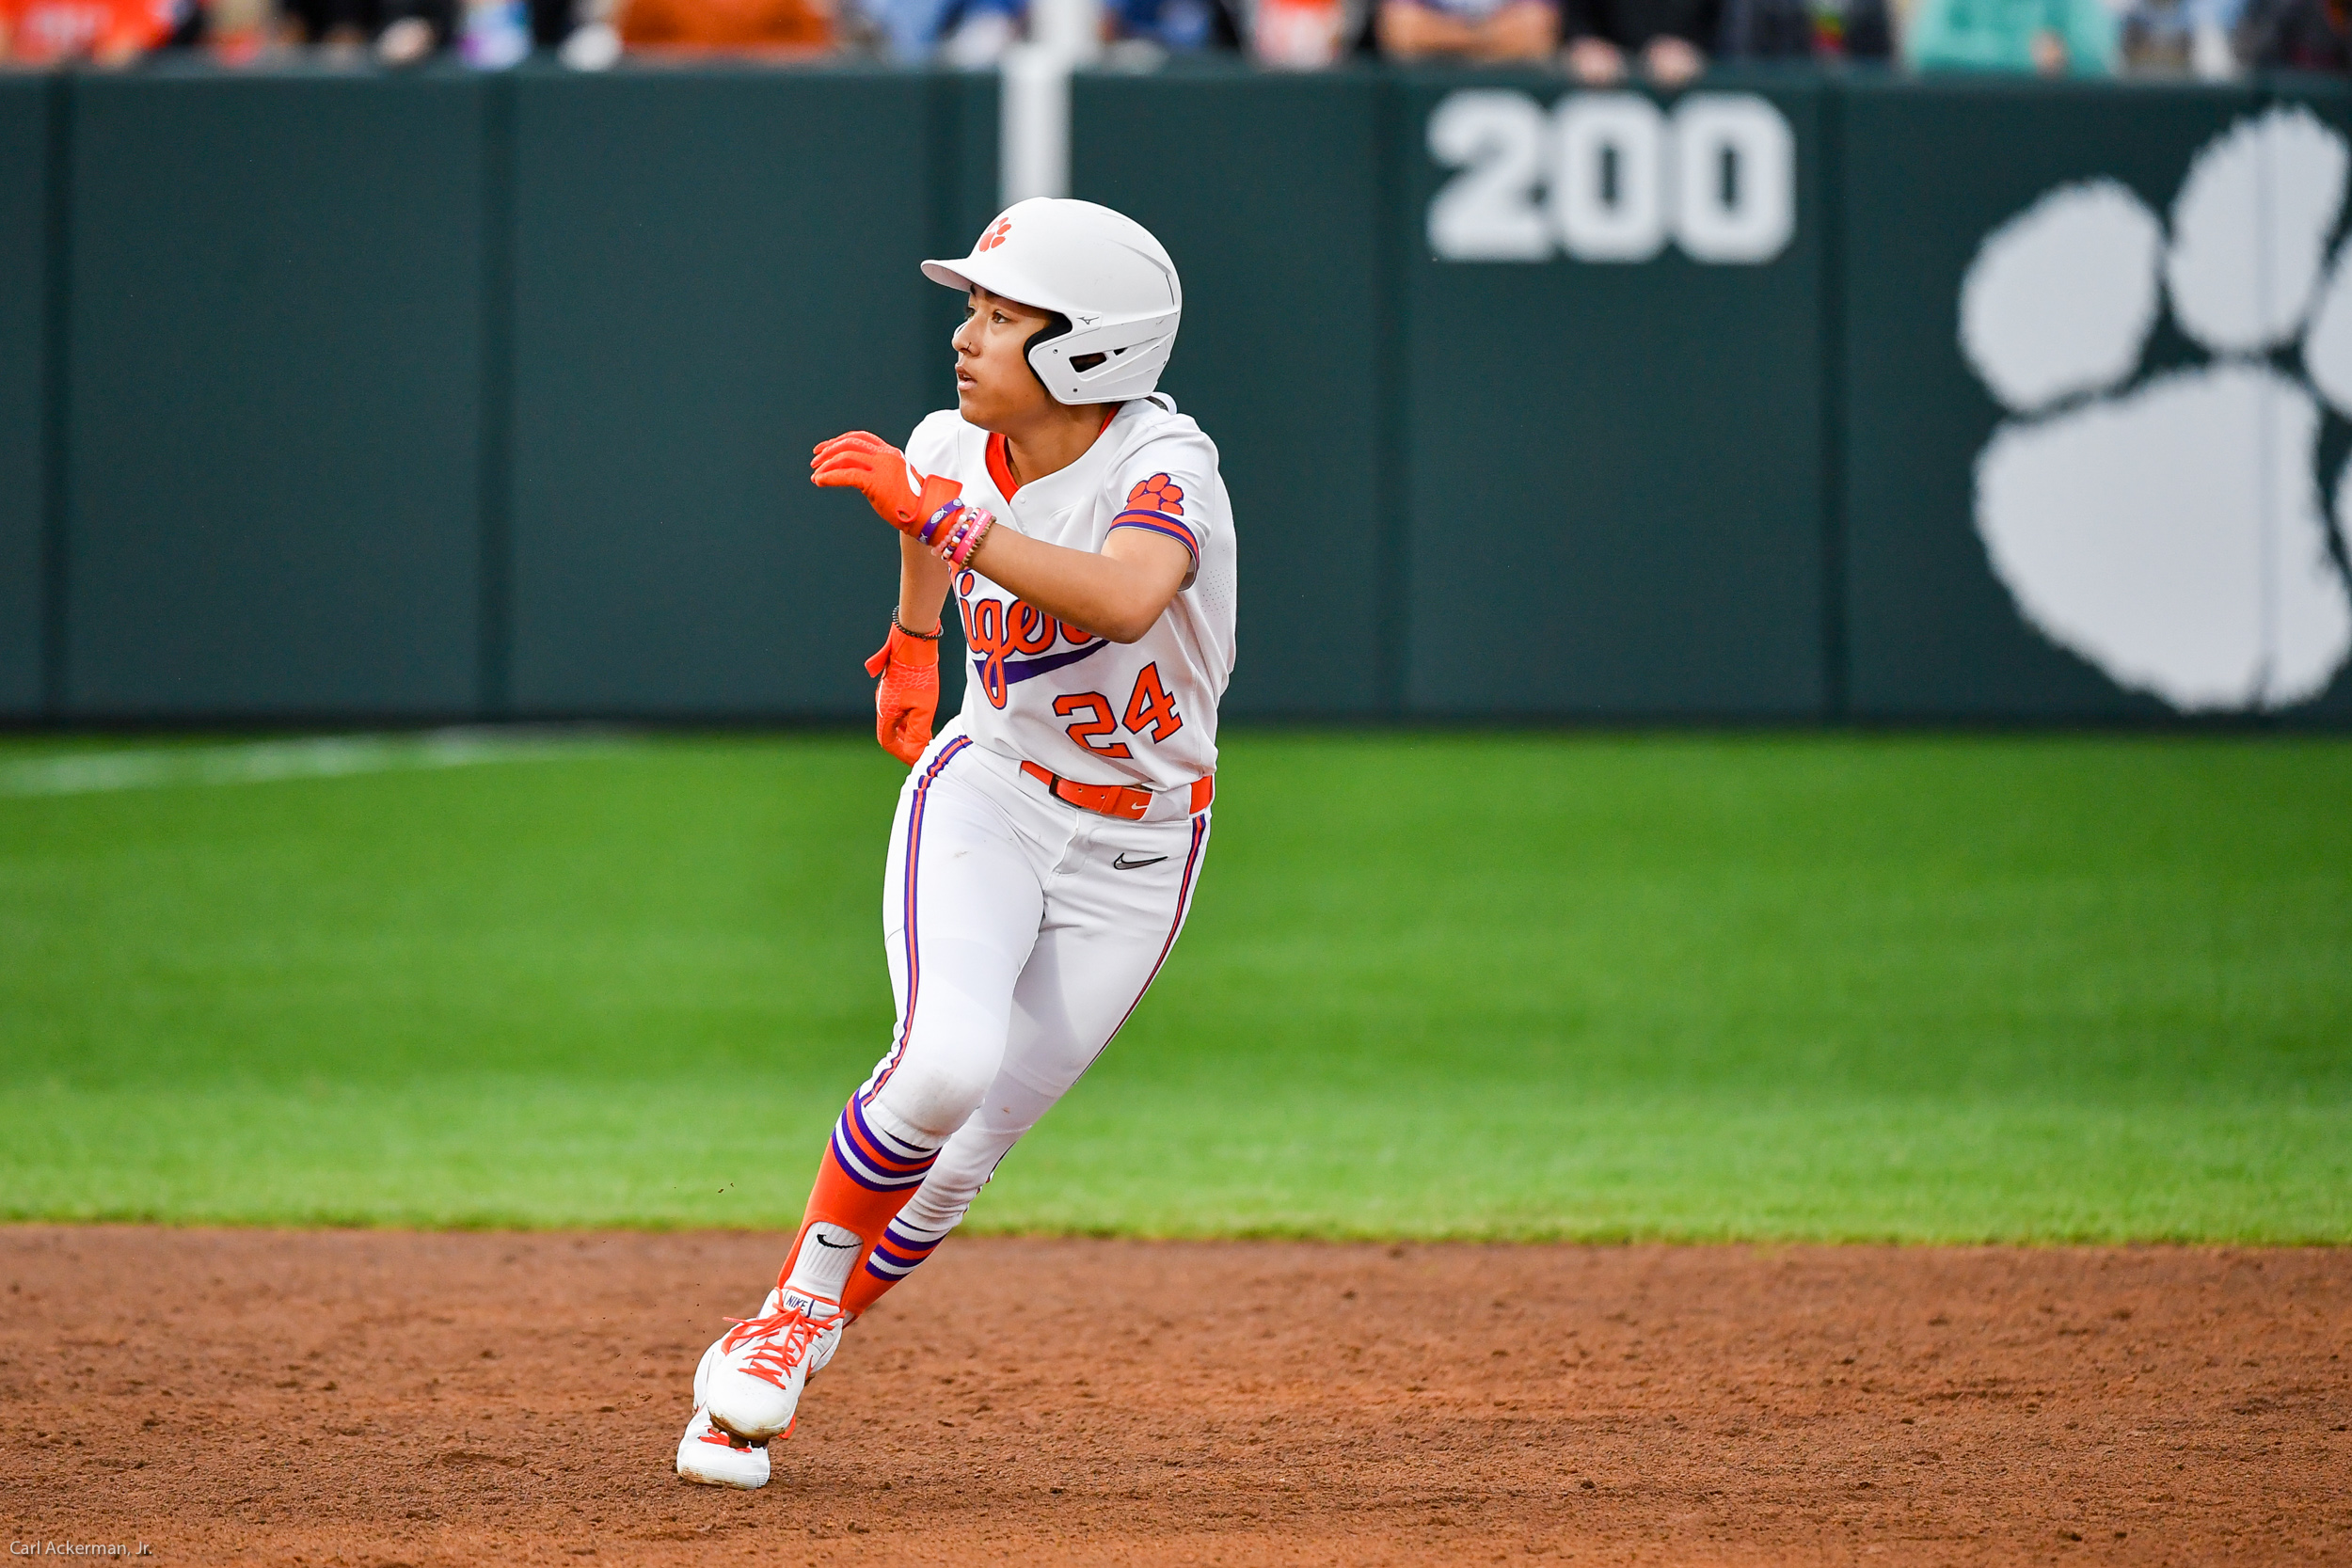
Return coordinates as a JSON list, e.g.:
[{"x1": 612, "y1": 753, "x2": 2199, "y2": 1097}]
[
  {"x1": 977, "y1": 217, "x2": 1013, "y2": 253},
  {"x1": 1126, "y1": 474, "x2": 1184, "y2": 515}
]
